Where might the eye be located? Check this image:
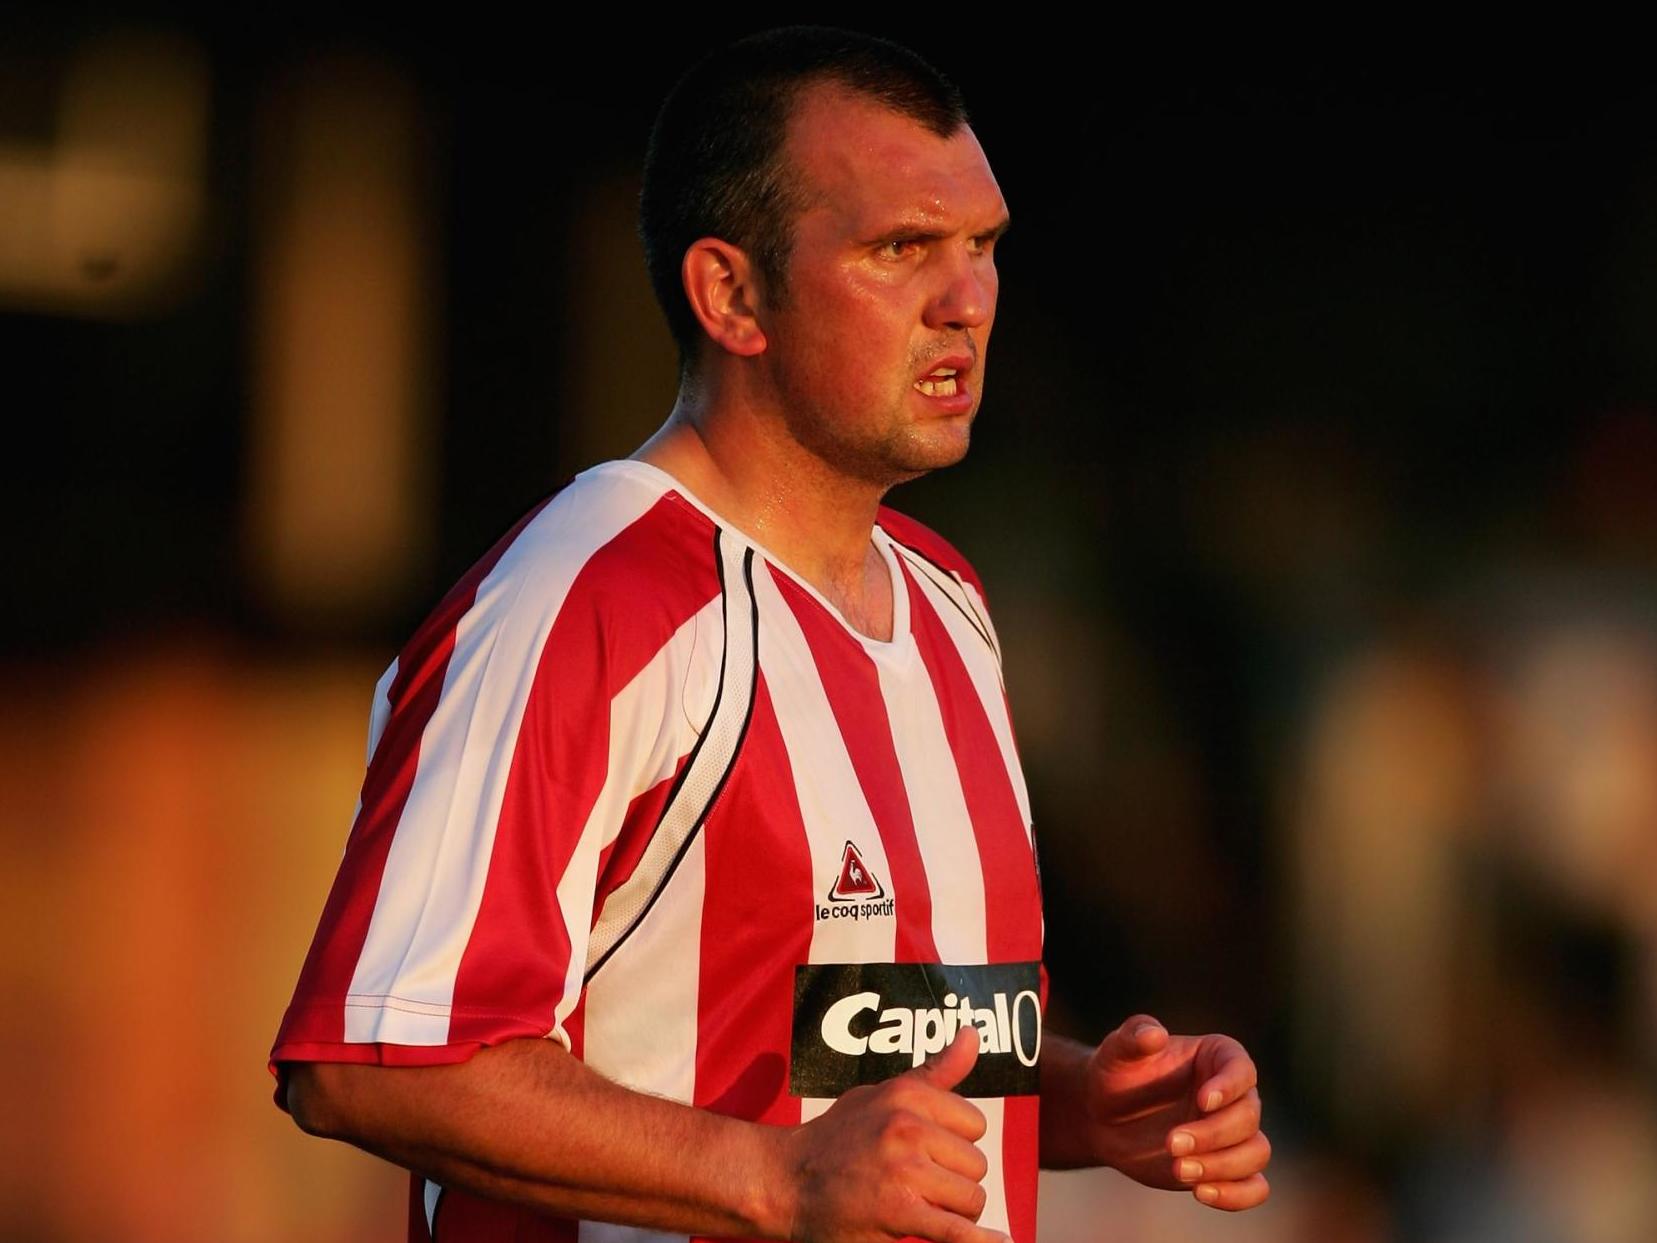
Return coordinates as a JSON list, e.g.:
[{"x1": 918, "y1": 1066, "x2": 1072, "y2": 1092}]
[{"x1": 879, "y1": 237, "x2": 920, "y2": 260}]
